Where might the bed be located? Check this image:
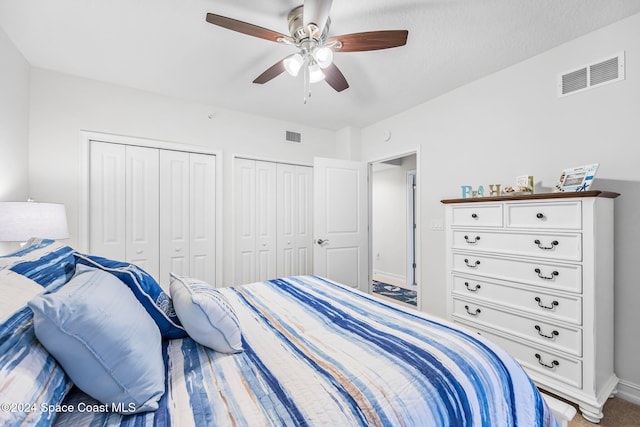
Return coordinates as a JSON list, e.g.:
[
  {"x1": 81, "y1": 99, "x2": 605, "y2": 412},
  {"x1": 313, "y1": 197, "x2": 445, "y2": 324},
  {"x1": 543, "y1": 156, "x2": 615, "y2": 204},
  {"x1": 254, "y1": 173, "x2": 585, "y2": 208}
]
[{"x1": 0, "y1": 239, "x2": 558, "y2": 426}]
